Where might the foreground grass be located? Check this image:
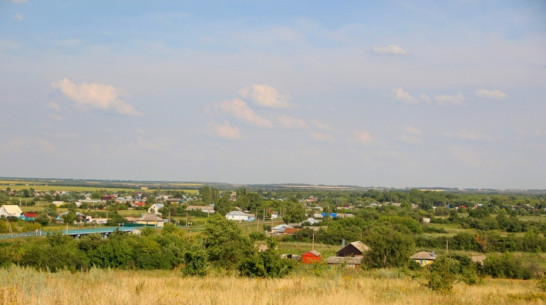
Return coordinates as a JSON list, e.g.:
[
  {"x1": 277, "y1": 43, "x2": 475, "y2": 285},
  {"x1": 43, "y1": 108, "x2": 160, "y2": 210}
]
[{"x1": 0, "y1": 267, "x2": 544, "y2": 305}]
